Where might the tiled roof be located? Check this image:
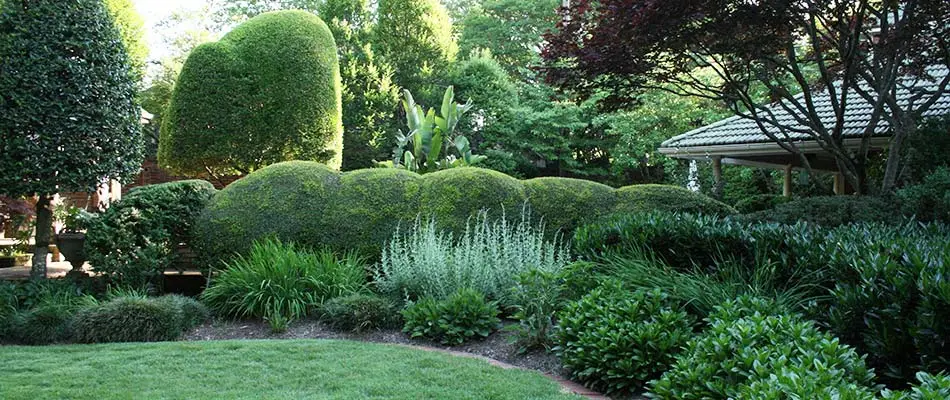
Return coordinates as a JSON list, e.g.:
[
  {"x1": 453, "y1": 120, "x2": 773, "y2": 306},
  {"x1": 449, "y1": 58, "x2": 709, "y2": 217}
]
[{"x1": 661, "y1": 66, "x2": 950, "y2": 149}]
